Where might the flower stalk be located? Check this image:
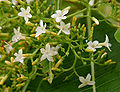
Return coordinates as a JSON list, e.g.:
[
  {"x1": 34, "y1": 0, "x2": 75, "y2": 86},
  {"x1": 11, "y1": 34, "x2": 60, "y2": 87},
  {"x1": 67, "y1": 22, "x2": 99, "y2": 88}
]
[{"x1": 87, "y1": 6, "x2": 96, "y2": 92}]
